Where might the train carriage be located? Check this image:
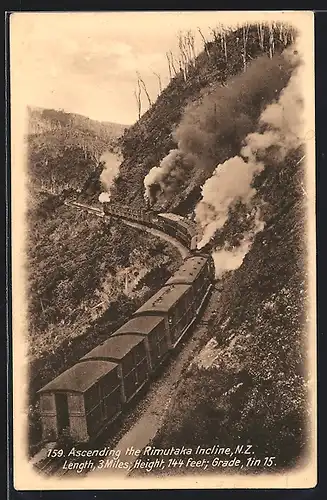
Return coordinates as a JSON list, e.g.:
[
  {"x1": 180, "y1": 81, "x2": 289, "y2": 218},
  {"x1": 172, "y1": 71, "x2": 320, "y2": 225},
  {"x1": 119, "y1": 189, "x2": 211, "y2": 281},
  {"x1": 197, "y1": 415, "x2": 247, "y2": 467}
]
[
  {"x1": 37, "y1": 360, "x2": 121, "y2": 443},
  {"x1": 133, "y1": 284, "x2": 195, "y2": 349},
  {"x1": 80, "y1": 335, "x2": 149, "y2": 405},
  {"x1": 111, "y1": 316, "x2": 169, "y2": 373},
  {"x1": 102, "y1": 203, "x2": 199, "y2": 250},
  {"x1": 165, "y1": 256, "x2": 213, "y2": 311},
  {"x1": 158, "y1": 213, "x2": 198, "y2": 248}
]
